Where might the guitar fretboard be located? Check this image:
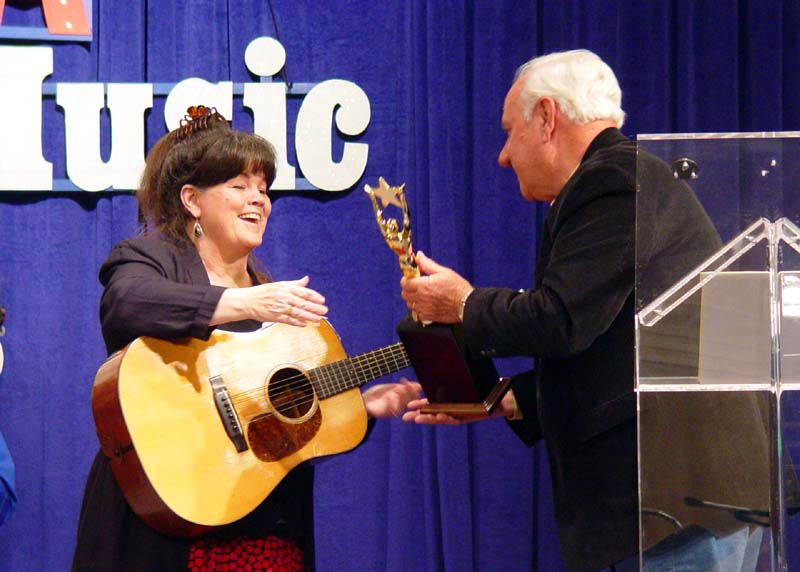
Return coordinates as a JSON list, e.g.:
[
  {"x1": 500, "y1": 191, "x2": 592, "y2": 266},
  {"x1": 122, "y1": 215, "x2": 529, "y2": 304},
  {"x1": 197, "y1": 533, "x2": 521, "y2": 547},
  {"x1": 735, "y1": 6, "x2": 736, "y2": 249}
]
[{"x1": 310, "y1": 342, "x2": 411, "y2": 399}]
